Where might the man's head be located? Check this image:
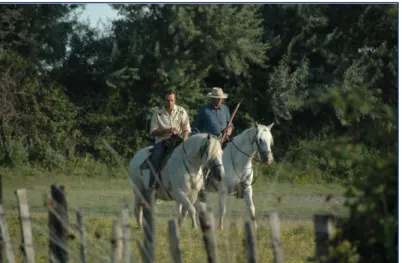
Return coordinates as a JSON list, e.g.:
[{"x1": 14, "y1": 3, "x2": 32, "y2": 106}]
[
  {"x1": 207, "y1": 87, "x2": 228, "y2": 108},
  {"x1": 163, "y1": 89, "x2": 176, "y2": 111}
]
